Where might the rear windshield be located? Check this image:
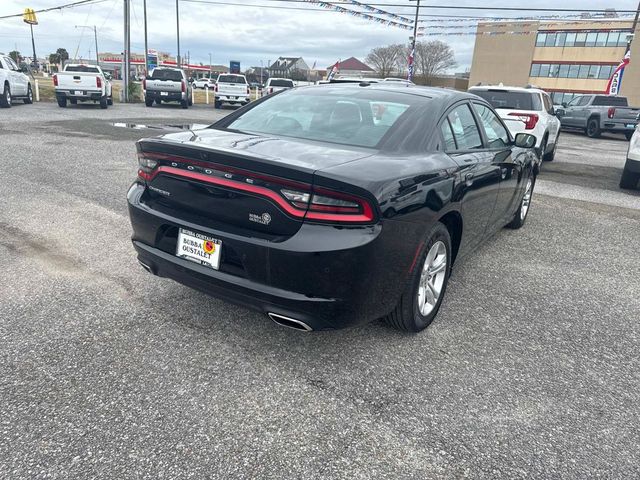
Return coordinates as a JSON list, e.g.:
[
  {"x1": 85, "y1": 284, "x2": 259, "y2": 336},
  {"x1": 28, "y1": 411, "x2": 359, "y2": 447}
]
[
  {"x1": 65, "y1": 65, "x2": 100, "y2": 73},
  {"x1": 270, "y1": 79, "x2": 294, "y2": 87},
  {"x1": 592, "y1": 96, "x2": 628, "y2": 107},
  {"x1": 150, "y1": 69, "x2": 183, "y2": 81},
  {"x1": 227, "y1": 88, "x2": 419, "y2": 148},
  {"x1": 218, "y1": 75, "x2": 247, "y2": 84},
  {"x1": 472, "y1": 90, "x2": 541, "y2": 111}
]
